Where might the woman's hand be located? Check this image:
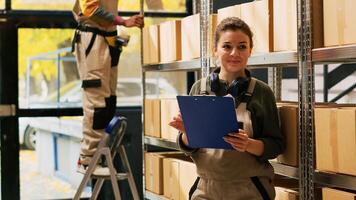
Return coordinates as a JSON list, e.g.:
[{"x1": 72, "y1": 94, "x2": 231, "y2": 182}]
[
  {"x1": 168, "y1": 113, "x2": 189, "y2": 146},
  {"x1": 223, "y1": 129, "x2": 264, "y2": 156},
  {"x1": 223, "y1": 129, "x2": 250, "y2": 152},
  {"x1": 168, "y1": 113, "x2": 186, "y2": 133}
]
